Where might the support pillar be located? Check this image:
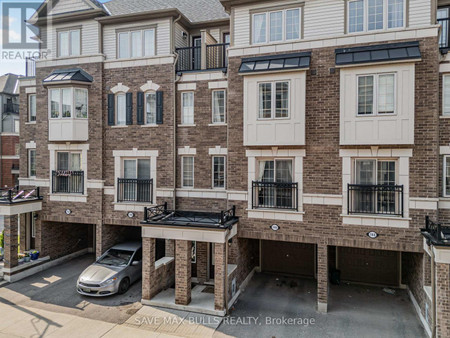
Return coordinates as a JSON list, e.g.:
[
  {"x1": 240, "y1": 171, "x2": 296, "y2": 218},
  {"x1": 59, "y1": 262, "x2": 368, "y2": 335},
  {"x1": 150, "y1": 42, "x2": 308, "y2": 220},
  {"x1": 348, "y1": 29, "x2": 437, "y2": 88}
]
[
  {"x1": 436, "y1": 262, "x2": 450, "y2": 337},
  {"x1": 317, "y1": 243, "x2": 329, "y2": 313},
  {"x1": 142, "y1": 237, "x2": 156, "y2": 300},
  {"x1": 4, "y1": 214, "x2": 18, "y2": 269},
  {"x1": 214, "y1": 242, "x2": 226, "y2": 311},
  {"x1": 197, "y1": 242, "x2": 208, "y2": 283},
  {"x1": 175, "y1": 240, "x2": 192, "y2": 305},
  {"x1": 95, "y1": 221, "x2": 104, "y2": 258}
]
